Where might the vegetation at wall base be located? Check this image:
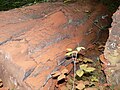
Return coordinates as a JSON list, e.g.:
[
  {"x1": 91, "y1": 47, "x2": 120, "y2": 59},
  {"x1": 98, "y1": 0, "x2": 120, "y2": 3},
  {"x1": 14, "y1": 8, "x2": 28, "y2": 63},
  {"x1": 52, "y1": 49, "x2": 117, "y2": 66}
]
[
  {"x1": 0, "y1": 0, "x2": 119, "y2": 11},
  {"x1": 0, "y1": 0, "x2": 45, "y2": 11}
]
